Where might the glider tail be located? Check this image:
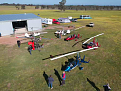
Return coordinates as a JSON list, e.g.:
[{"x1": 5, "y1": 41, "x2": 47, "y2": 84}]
[
  {"x1": 79, "y1": 53, "x2": 81, "y2": 60},
  {"x1": 83, "y1": 55, "x2": 85, "y2": 62},
  {"x1": 88, "y1": 60, "x2": 90, "y2": 63},
  {"x1": 96, "y1": 42, "x2": 98, "y2": 46},
  {"x1": 77, "y1": 52, "x2": 79, "y2": 59},
  {"x1": 77, "y1": 34, "x2": 80, "y2": 38},
  {"x1": 93, "y1": 37, "x2": 96, "y2": 44},
  {"x1": 97, "y1": 42, "x2": 101, "y2": 47}
]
